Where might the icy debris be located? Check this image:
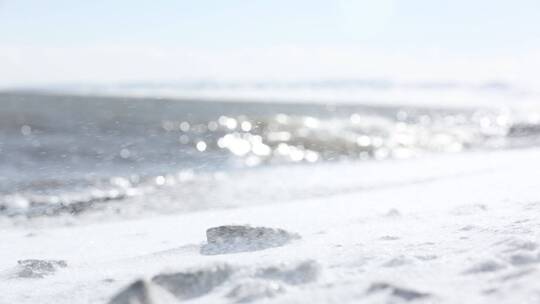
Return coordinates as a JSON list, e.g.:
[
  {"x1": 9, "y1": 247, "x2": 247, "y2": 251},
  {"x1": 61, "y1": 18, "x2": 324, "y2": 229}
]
[
  {"x1": 200, "y1": 225, "x2": 301, "y2": 255},
  {"x1": 15, "y1": 259, "x2": 67, "y2": 278},
  {"x1": 152, "y1": 264, "x2": 233, "y2": 300},
  {"x1": 367, "y1": 282, "x2": 430, "y2": 301},
  {"x1": 108, "y1": 280, "x2": 178, "y2": 304},
  {"x1": 108, "y1": 260, "x2": 320, "y2": 303},
  {"x1": 227, "y1": 280, "x2": 285, "y2": 303},
  {"x1": 226, "y1": 260, "x2": 319, "y2": 303},
  {"x1": 255, "y1": 260, "x2": 320, "y2": 285}
]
